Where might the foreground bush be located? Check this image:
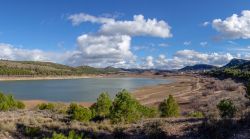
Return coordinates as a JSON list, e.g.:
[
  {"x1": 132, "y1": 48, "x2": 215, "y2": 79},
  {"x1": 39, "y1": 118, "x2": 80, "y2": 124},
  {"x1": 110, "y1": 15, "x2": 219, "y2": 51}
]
[
  {"x1": 110, "y1": 90, "x2": 141, "y2": 123},
  {"x1": 46, "y1": 130, "x2": 83, "y2": 139},
  {"x1": 68, "y1": 103, "x2": 92, "y2": 122},
  {"x1": 90, "y1": 92, "x2": 112, "y2": 119},
  {"x1": 187, "y1": 111, "x2": 204, "y2": 118},
  {"x1": 38, "y1": 103, "x2": 55, "y2": 111},
  {"x1": 137, "y1": 105, "x2": 158, "y2": 118},
  {"x1": 0, "y1": 92, "x2": 25, "y2": 111},
  {"x1": 217, "y1": 99, "x2": 236, "y2": 118},
  {"x1": 159, "y1": 95, "x2": 180, "y2": 117}
]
